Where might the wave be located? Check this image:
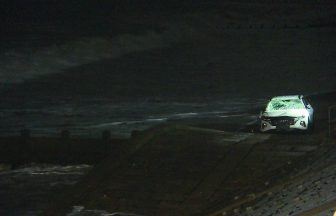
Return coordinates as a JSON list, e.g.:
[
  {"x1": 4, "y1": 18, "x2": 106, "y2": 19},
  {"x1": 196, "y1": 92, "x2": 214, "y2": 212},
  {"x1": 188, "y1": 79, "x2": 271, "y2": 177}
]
[
  {"x1": 0, "y1": 24, "x2": 187, "y2": 83},
  {"x1": 0, "y1": 164, "x2": 92, "y2": 176},
  {"x1": 88, "y1": 118, "x2": 169, "y2": 129},
  {"x1": 87, "y1": 110, "x2": 249, "y2": 130},
  {"x1": 67, "y1": 206, "x2": 143, "y2": 216}
]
